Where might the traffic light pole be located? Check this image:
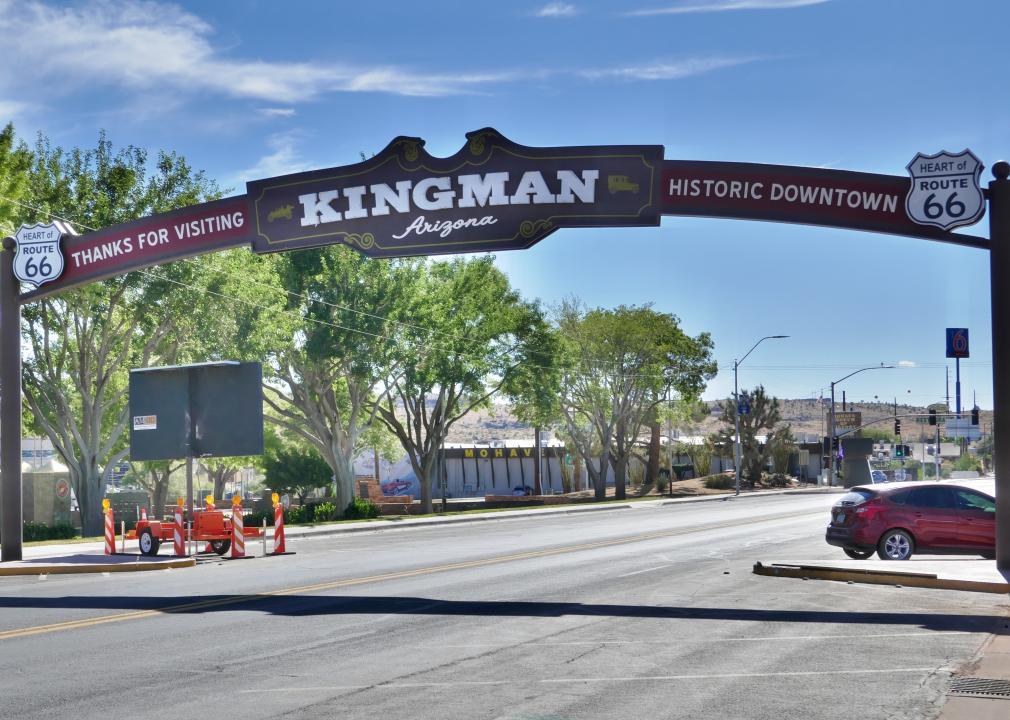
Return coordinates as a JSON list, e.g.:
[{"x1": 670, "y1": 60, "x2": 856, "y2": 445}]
[{"x1": 987, "y1": 161, "x2": 1010, "y2": 571}]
